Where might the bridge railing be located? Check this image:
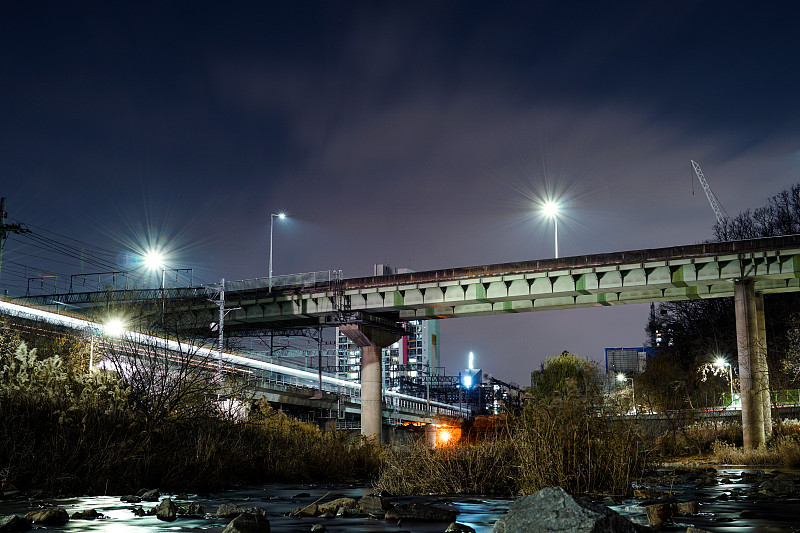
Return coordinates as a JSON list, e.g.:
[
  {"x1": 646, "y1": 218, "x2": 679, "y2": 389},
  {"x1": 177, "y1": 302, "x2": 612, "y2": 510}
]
[{"x1": 223, "y1": 271, "x2": 337, "y2": 292}]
